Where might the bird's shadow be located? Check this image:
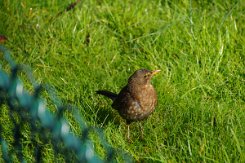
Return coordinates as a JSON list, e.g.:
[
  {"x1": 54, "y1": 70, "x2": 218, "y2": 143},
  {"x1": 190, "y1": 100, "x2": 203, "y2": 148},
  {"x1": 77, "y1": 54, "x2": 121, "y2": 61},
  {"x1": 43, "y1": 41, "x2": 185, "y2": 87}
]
[{"x1": 94, "y1": 105, "x2": 122, "y2": 127}]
